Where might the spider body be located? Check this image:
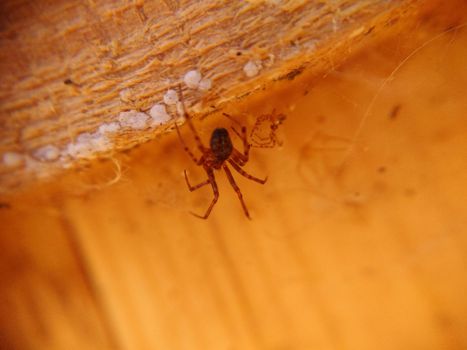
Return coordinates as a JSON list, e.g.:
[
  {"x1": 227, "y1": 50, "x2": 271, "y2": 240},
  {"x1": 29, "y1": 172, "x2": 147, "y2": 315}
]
[
  {"x1": 174, "y1": 87, "x2": 267, "y2": 219},
  {"x1": 210, "y1": 128, "x2": 233, "y2": 164}
]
